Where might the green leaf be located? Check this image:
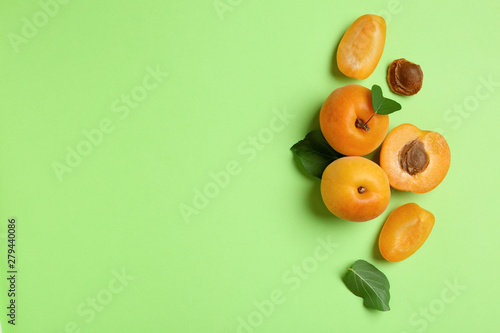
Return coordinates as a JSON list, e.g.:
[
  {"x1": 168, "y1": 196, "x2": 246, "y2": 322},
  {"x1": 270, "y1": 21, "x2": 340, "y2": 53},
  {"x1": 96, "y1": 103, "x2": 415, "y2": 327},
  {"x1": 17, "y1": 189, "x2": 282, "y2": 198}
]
[
  {"x1": 371, "y1": 84, "x2": 384, "y2": 112},
  {"x1": 344, "y1": 259, "x2": 391, "y2": 311},
  {"x1": 290, "y1": 130, "x2": 343, "y2": 178},
  {"x1": 371, "y1": 84, "x2": 402, "y2": 115}
]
